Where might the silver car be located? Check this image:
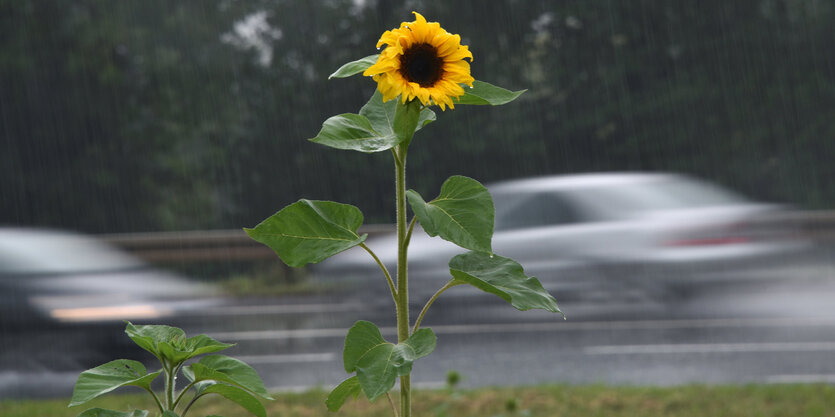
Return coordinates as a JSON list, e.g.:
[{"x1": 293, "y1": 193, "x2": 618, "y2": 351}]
[
  {"x1": 317, "y1": 173, "x2": 809, "y2": 301},
  {"x1": 0, "y1": 228, "x2": 215, "y2": 369}
]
